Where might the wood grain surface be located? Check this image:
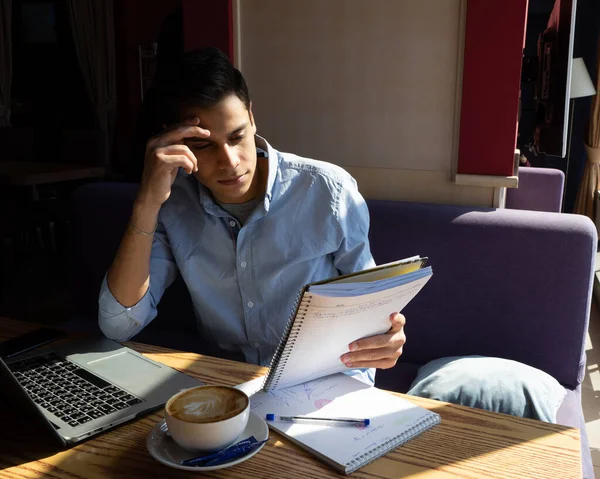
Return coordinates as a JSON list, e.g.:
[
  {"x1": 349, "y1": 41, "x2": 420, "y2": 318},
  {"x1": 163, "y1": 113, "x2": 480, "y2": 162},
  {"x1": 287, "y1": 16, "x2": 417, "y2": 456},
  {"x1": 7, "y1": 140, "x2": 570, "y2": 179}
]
[{"x1": 0, "y1": 318, "x2": 582, "y2": 478}]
